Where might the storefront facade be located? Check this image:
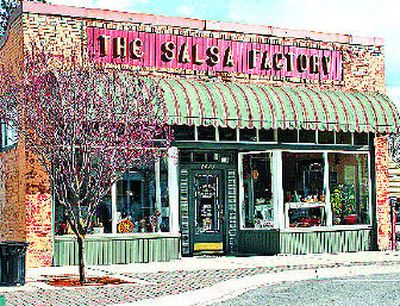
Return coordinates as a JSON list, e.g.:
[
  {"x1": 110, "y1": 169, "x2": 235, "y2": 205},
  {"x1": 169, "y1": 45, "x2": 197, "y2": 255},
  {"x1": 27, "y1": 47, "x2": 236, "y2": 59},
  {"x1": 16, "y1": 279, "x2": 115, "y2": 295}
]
[{"x1": 0, "y1": 1, "x2": 398, "y2": 267}]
